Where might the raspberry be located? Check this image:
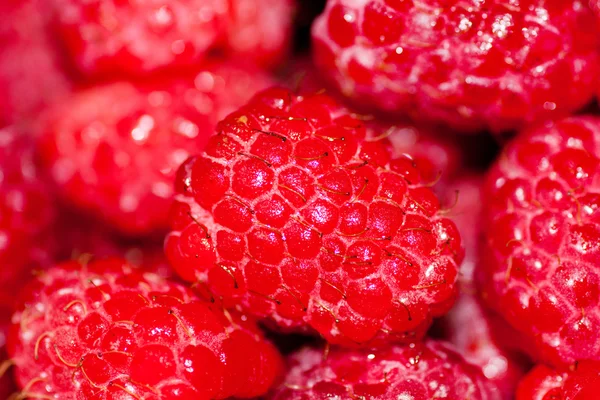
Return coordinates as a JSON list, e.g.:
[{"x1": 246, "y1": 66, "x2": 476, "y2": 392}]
[
  {"x1": 7, "y1": 258, "x2": 282, "y2": 399},
  {"x1": 267, "y1": 340, "x2": 500, "y2": 399},
  {"x1": 516, "y1": 362, "x2": 600, "y2": 400},
  {"x1": 38, "y1": 61, "x2": 273, "y2": 236},
  {"x1": 166, "y1": 87, "x2": 462, "y2": 346},
  {"x1": 312, "y1": 0, "x2": 599, "y2": 133},
  {"x1": 0, "y1": 0, "x2": 70, "y2": 127},
  {"x1": 52, "y1": 0, "x2": 229, "y2": 77},
  {"x1": 51, "y1": 0, "x2": 295, "y2": 76},
  {"x1": 224, "y1": 0, "x2": 296, "y2": 69},
  {"x1": 436, "y1": 177, "x2": 527, "y2": 399},
  {"x1": 0, "y1": 127, "x2": 57, "y2": 294},
  {"x1": 481, "y1": 116, "x2": 600, "y2": 366}
]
